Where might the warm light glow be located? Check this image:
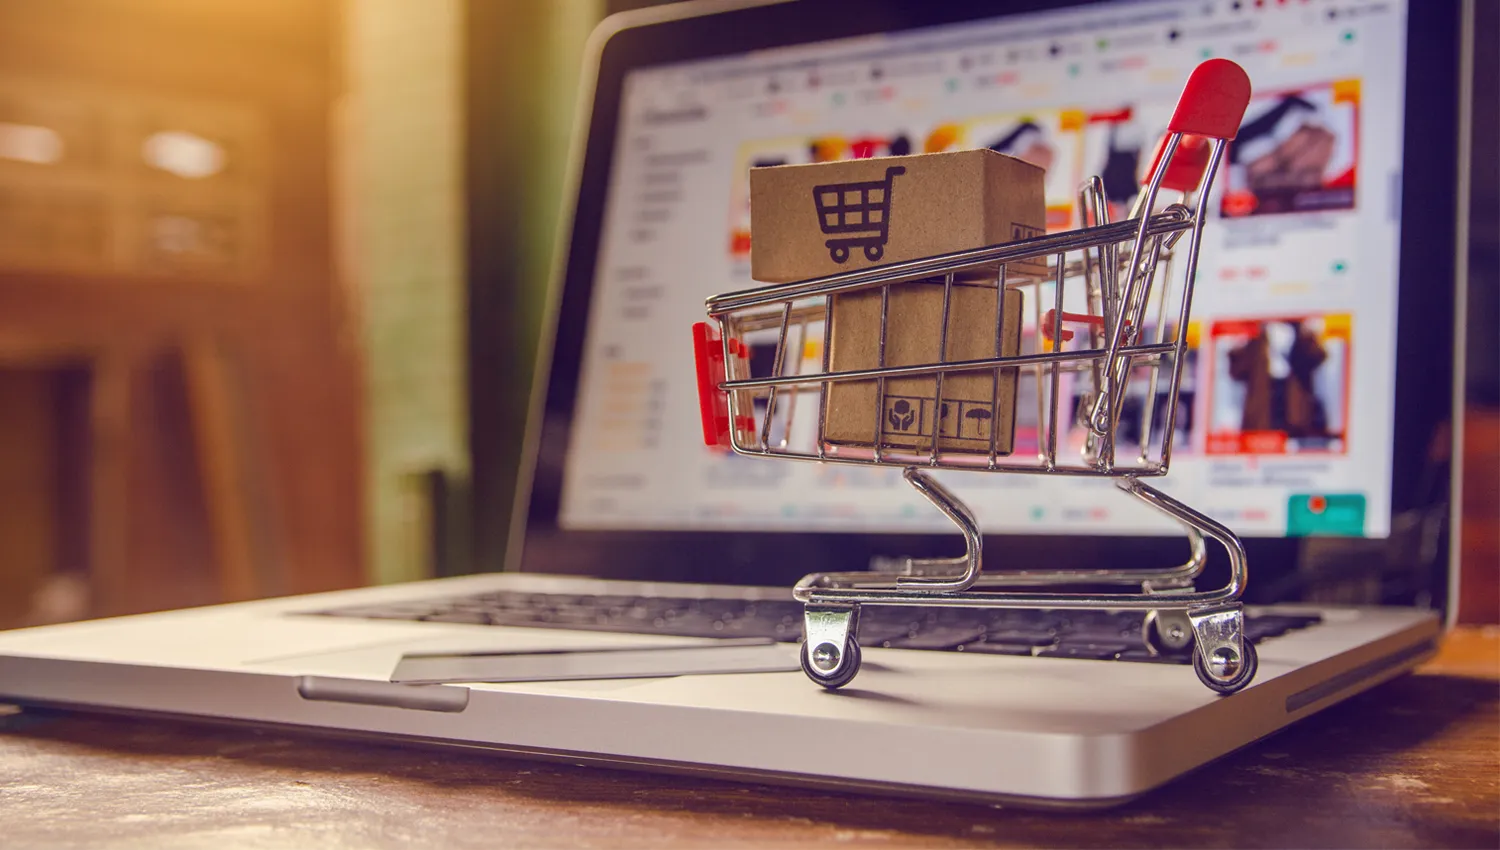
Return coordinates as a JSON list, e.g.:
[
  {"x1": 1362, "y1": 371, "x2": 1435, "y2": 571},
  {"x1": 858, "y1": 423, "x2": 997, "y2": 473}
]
[
  {"x1": 142, "y1": 130, "x2": 225, "y2": 178},
  {"x1": 0, "y1": 122, "x2": 64, "y2": 164}
]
